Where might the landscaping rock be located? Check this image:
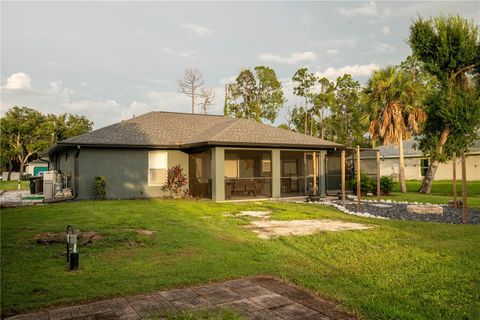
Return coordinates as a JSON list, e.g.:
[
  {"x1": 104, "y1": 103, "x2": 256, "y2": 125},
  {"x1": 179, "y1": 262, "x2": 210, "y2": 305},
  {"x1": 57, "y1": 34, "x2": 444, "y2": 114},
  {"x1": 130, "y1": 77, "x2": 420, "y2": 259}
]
[
  {"x1": 406, "y1": 205, "x2": 443, "y2": 215},
  {"x1": 448, "y1": 200, "x2": 463, "y2": 207}
]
